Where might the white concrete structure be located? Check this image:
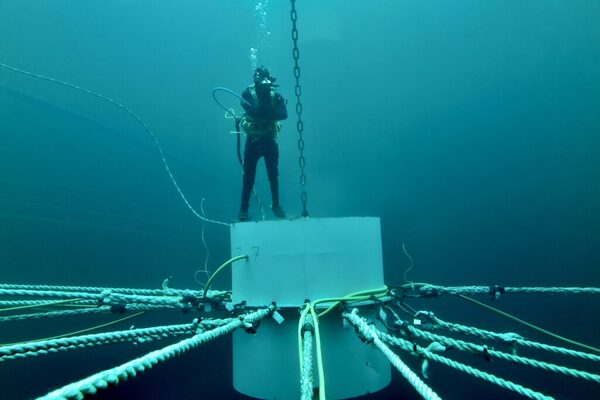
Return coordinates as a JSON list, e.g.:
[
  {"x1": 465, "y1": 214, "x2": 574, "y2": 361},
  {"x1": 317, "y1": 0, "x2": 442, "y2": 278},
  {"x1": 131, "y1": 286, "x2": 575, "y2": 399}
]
[{"x1": 231, "y1": 217, "x2": 390, "y2": 399}]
